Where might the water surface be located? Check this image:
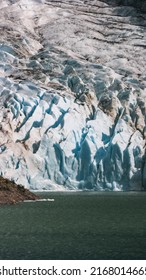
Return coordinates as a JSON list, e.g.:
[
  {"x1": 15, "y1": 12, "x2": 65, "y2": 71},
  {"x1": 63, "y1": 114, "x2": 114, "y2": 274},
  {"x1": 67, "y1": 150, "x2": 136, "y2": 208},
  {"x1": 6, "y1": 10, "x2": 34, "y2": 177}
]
[{"x1": 0, "y1": 191, "x2": 146, "y2": 259}]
